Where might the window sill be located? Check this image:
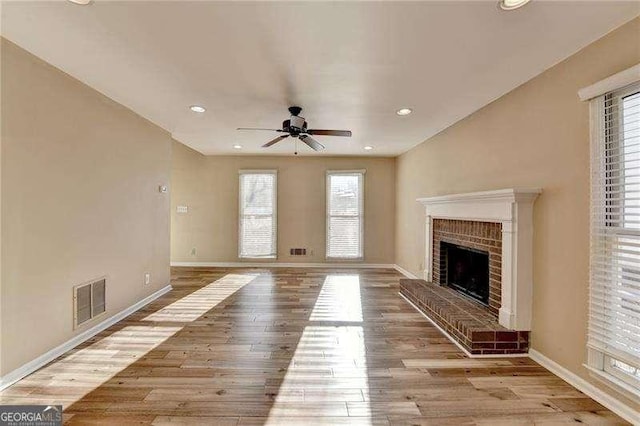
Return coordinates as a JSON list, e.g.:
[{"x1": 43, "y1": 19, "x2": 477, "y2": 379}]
[
  {"x1": 584, "y1": 364, "x2": 640, "y2": 403},
  {"x1": 238, "y1": 256, "x2": 277, "y2": 260}
]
